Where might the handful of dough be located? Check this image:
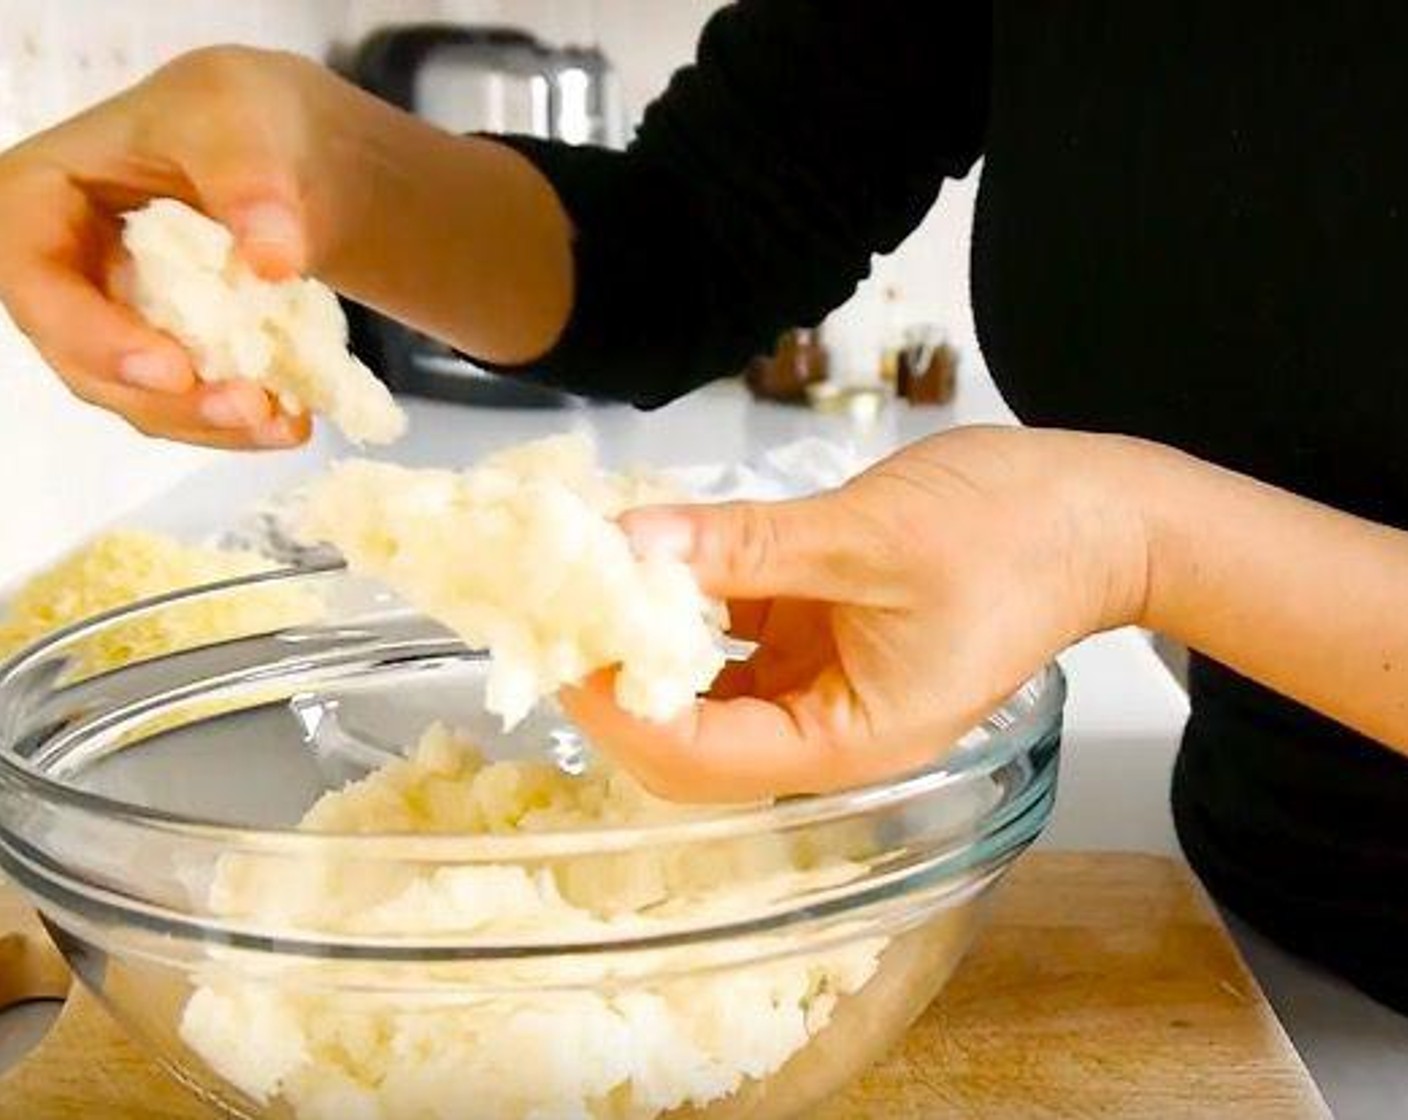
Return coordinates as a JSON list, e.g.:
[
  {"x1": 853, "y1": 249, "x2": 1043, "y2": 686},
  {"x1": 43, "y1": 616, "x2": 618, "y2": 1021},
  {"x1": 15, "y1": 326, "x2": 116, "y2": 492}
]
[
  {"x1": 121, "y1": 199, "x2": 406, "y2": 445},
  {"x1": 297, "y1": 434, "x2": 728, "y2": 728}
]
